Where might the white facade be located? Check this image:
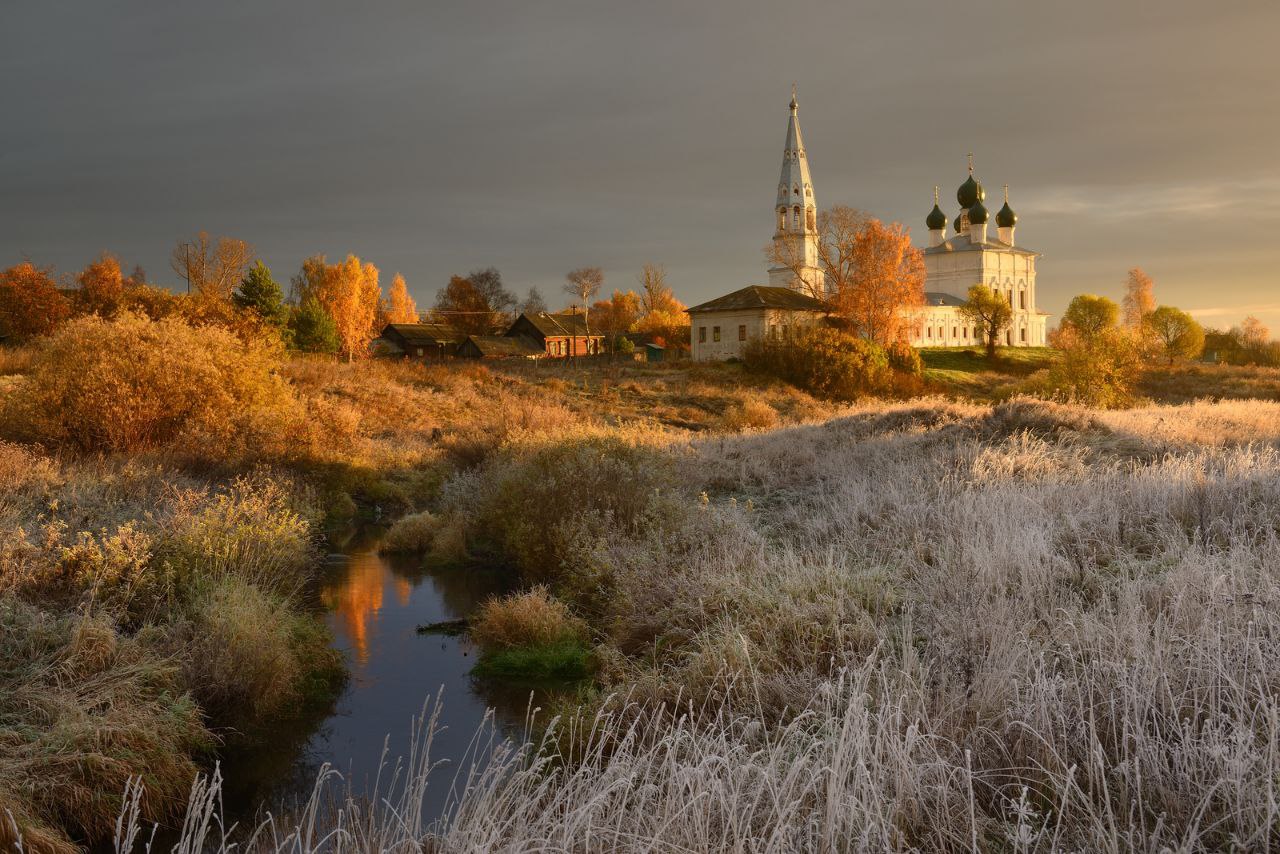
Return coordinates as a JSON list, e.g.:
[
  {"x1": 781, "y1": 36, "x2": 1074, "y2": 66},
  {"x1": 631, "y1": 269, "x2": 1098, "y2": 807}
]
[
  {"x1": 690, "y1": 304, "x2": 823, "y2": 361},
  {"x1": 909, "y1": 174, "x2": 1050, "y2": 348}
]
